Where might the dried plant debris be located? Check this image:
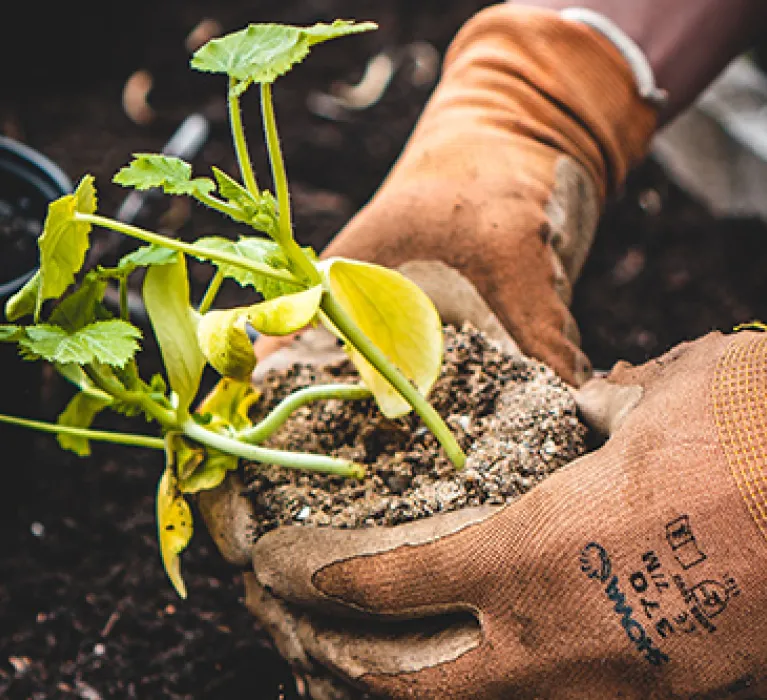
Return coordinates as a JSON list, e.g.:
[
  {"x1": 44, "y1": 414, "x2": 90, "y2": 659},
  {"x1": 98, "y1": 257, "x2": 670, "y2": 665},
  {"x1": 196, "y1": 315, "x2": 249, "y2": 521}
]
[{"x1": 243, "y1": 323, "x2": 588, "y2": 539}]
